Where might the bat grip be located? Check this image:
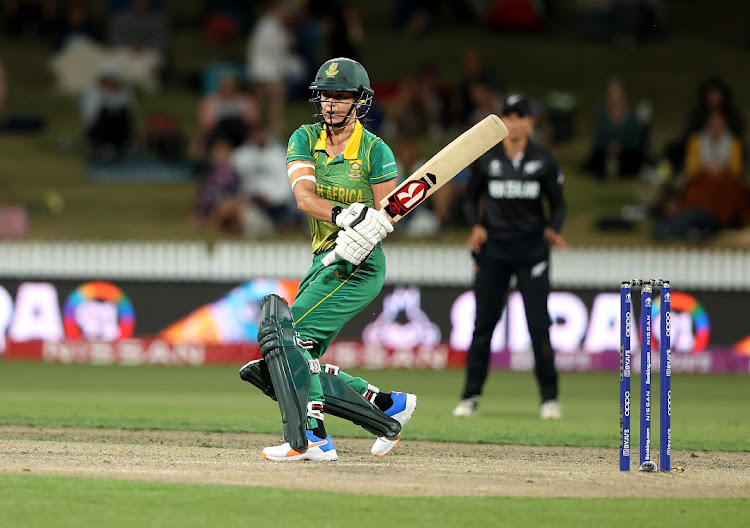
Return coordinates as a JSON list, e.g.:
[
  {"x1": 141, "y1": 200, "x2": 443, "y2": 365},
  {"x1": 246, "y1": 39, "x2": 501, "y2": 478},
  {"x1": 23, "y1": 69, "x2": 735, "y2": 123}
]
[{"x1": 321, "y1": 251, "x2": 336, "y2": 267}]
